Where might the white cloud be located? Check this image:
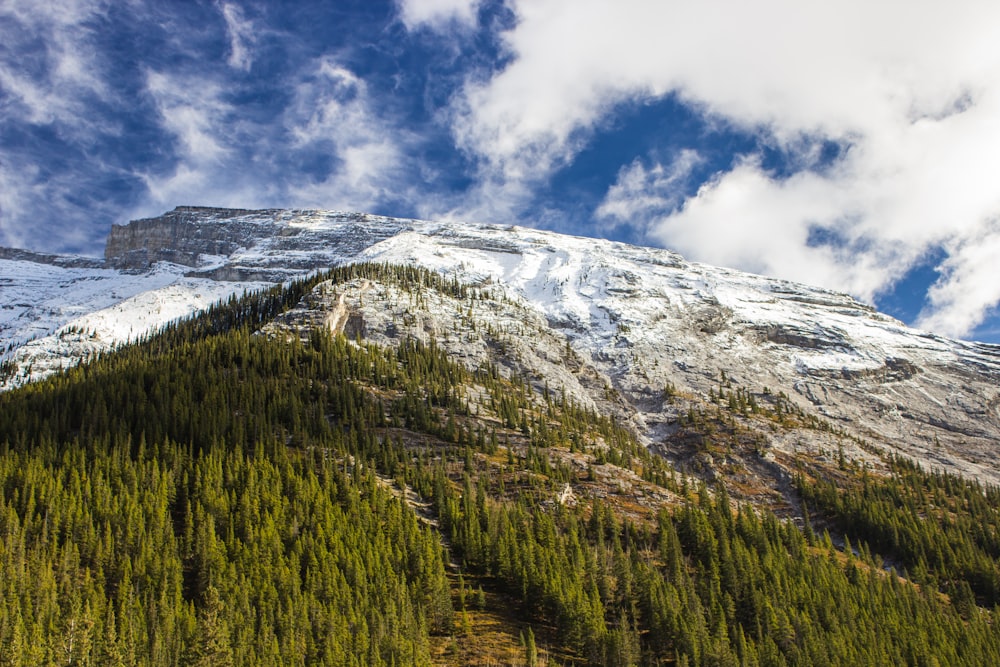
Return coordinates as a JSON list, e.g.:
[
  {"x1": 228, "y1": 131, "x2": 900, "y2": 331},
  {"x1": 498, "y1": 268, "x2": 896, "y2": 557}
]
[
  {"x1": 0, "y1": 161, "x2": 41, "y2": 249},
  {"x1": 283, "y1": 58, "x2": 409, "y2": 211},
  {"x1": 0, "y1": 0, "x2": 279, "y2": 243},
  {"x1": 132, "y1": 56, "x2": 419, "y2": 223},
  {"x1": 133, "y1": 68, "x2": 279, "y2": 217},
  {"x1": 596, "y1": 150, "x2": 702, "y2": 227},
  {"x1": 219, "y1": 2, "x2": 255, "y2": 71},
  {"x1": 449, "y1": 0, "x2": 1000, "y2": 338},
  {"x1": 918, "y1": 222, "x2": 1000, "y2": 338},
  {"x1": 0, "y1": 0, "x2": 112, "y2": 126},
  {"x1": 0, "y1": 0, "x2": 123, "y2": 253},
  {"x1": 640, "y1": 158, "x2": 905, "y2": 302},
  {"x1": 396, "y1": 0, "x2": 480, "y2": 31},
  {"x1": 144, "y1": 70, "x2": 231, "y2": 162},
  {"x1": 0, "y1": 156, "x2": 122, "y2": 255},
  {"x1": 0, "y1": 2, "x2": 423, "y2": 253}
]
